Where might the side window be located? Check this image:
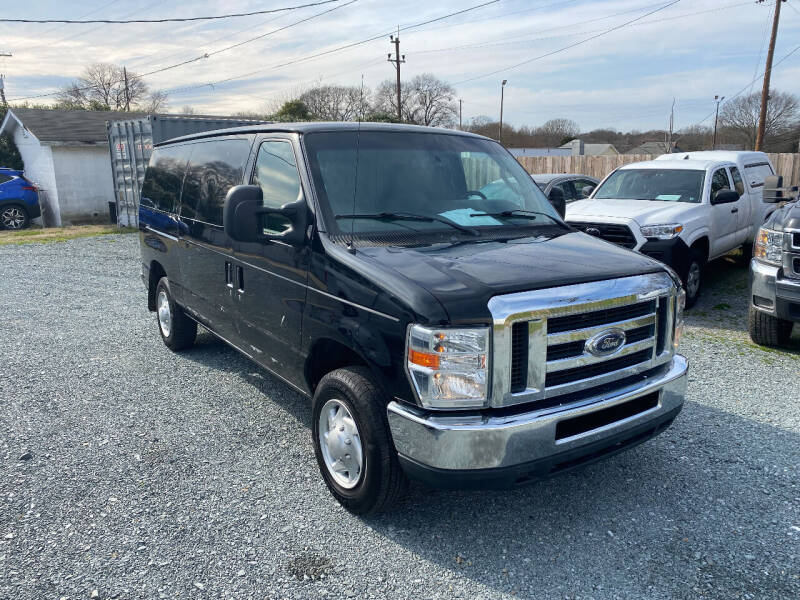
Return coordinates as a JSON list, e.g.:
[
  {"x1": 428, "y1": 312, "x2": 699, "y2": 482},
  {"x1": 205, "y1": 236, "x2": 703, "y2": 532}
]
[
  {"x1": 710, "y1": 168, "x2": 731, "y2": 198},
  {"x1": 181, "y1": 139, "x2": 251, "y2": 225},
  {"x1": 574, "y1": 179, "x2": 596, "y2": 197},
  {"x1": 0, "y1": 174, "x2": 12, "y2": 184},
  {"x1": 554, "y1": 182, "x2": 577, "y2": 201},
  {"x1": 140, "y1": 146, "x2": 191, "y2": 212},
  {"x1": 729, "y1": 167, "x2": 745, "y2": 196},
  {"x1": 251, "y1": 140, "x2": 303, "y2": 234},
  {"x1": 744, "y1": 163, "x2": 774, "y2": 188}
]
